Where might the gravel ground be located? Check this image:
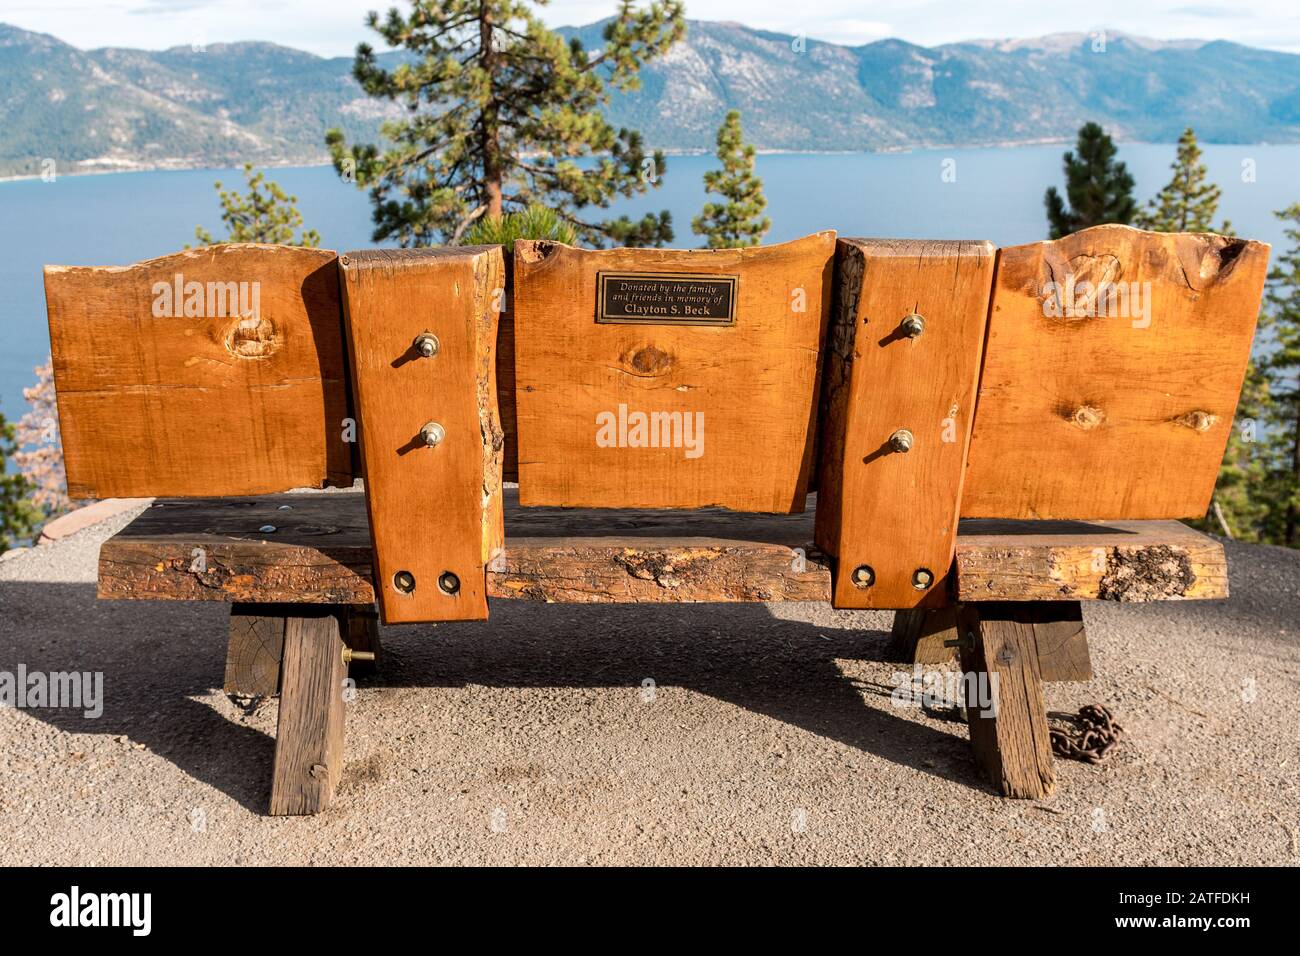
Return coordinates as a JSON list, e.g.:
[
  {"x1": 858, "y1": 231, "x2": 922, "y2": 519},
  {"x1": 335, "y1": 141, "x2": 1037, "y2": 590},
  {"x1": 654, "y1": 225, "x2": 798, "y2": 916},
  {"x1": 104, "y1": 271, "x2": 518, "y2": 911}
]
[{"x1": 0, "y1": 505, "x2": 1297, "y2": 866}]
